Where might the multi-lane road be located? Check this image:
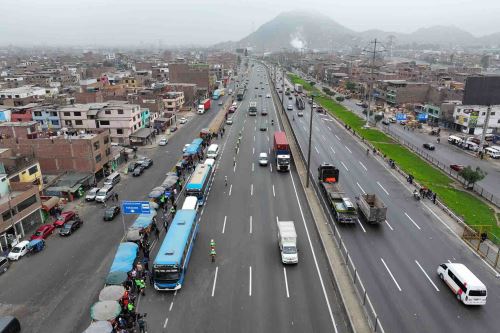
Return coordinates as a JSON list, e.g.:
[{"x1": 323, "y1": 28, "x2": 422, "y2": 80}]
[
  {"x1": 139, "y1": 63, "x2": 352, "y2": 332},
  {"x1": 277, "y1": 69, "x2": 500, "y2": 333},
  {"x1": 0, "y1": 82, "x2": 235, "y2": 332}
]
